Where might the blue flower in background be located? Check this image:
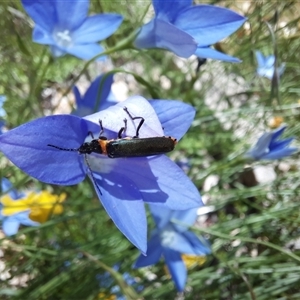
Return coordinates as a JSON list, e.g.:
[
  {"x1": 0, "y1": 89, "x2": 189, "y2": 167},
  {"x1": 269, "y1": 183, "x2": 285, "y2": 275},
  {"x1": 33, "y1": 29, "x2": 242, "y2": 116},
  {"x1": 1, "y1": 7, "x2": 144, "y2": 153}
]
[
  {"x1": 134, "y1": 0, "x2": 246, "y2": 62},
  {"x1": 73, "y1": 74, "x2": 117, "y2": 117},
  {"x1": 255, "y1": 51, "x2": 285, "y2": 79},
  {"x1": 134, "y1": 205, "x2": 211, "y2": 292},
  {"x1": 0, "y1": 178, "x2": 39, "y2": 236},
  {"x1": 21, "y1": 0, "x2": 123, "y2": 60},
  {"x1": 0, "y1": 96, "x2": 201, "y2": 252},
  {"x1": 245, "y1": 126, "x2": 297, "y2": 160}
]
